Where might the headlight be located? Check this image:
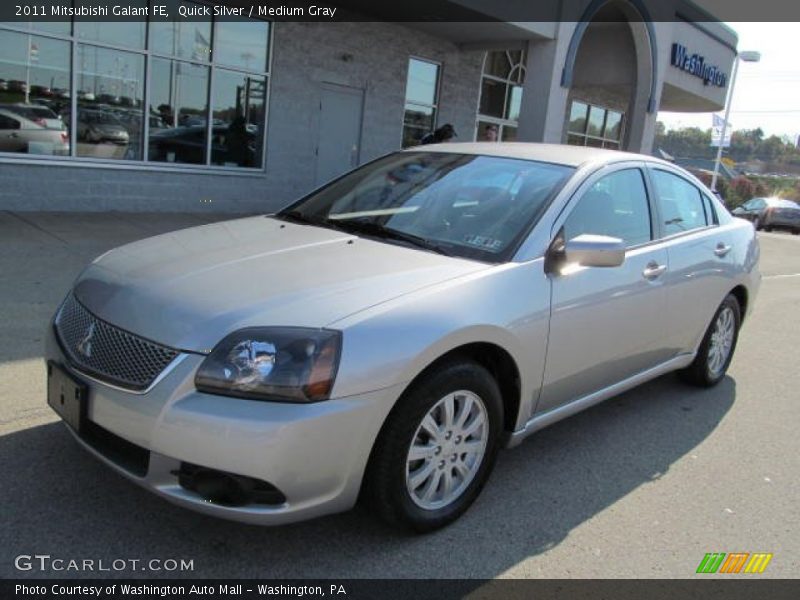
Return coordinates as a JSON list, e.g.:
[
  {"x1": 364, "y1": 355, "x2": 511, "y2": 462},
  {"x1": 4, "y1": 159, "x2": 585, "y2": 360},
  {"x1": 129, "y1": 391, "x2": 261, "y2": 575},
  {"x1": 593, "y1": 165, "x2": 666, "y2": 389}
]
[{"x1": 195, "y1": 327, "x2": 342, "y2": 403}]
